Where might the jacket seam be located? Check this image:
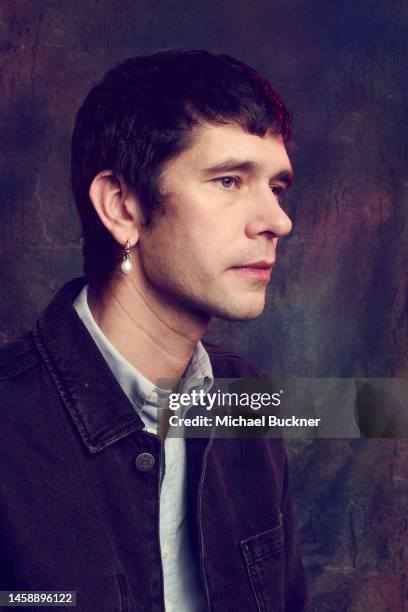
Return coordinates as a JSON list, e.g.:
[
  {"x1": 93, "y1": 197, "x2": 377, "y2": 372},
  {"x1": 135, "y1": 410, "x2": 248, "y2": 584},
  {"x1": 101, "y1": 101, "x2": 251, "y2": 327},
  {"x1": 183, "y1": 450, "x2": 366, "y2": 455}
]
[
  {"x1": 241, "y1": 558, "x2": 263, "y2": 612},
  {"x1": 197, "y1": 434, "x2": 215, "y2": 612},
  {"x1": 240, "y1": 520, "x2": 284, "y2": 547},
  {"x1": 0, "y1": 356, "x2": 39, "y2": 381},
  {"x1": 0, "y1": 333, "x2": 40, "y2": 381},
  {"x1": 116, "y1": 573, "x2": 128, "y2": 612}
]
